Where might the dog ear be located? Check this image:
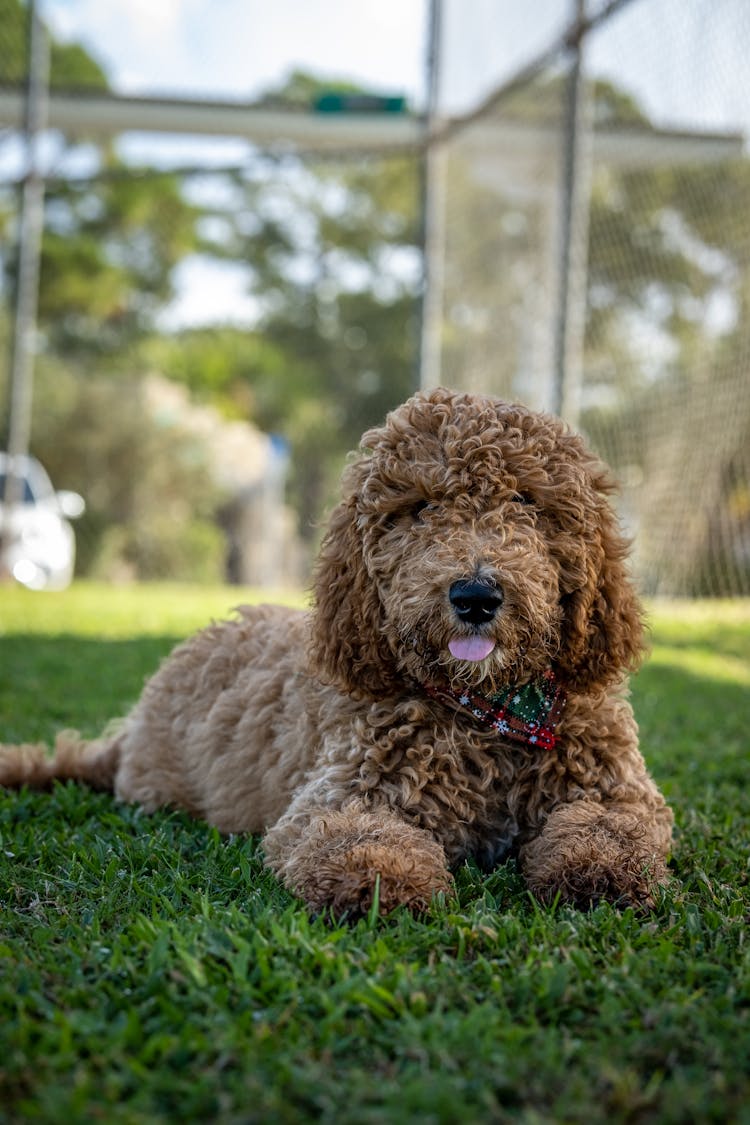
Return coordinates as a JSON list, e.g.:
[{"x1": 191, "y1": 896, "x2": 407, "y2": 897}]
[
  {"x1": 554, "y1": 475, "x2": 645, "y2": 693},
  {"x1": 308, "y1": 470, "x2": 400, "y2": 699}
]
